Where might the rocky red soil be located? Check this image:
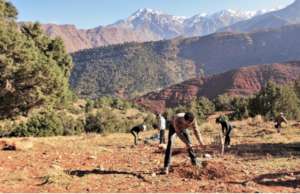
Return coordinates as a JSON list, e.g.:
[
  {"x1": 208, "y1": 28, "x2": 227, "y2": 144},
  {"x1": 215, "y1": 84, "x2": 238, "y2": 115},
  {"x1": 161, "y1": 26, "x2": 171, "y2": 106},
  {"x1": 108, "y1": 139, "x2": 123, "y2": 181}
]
[
  {"x1": 136, "y1": 62, "x2": 300, "y2": 112},
  {"x1": 0, "y1": 119, "x2": 299, "y2": 192}
]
